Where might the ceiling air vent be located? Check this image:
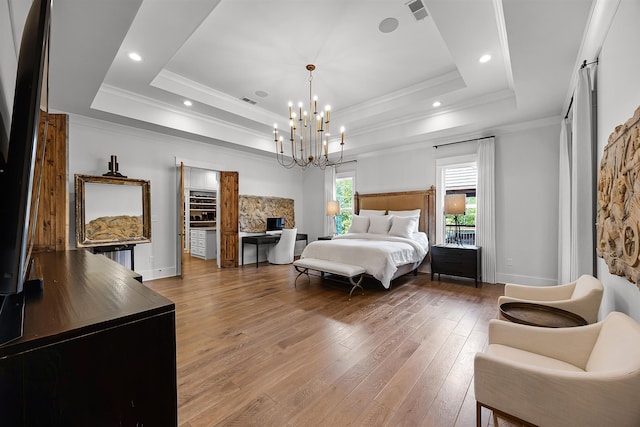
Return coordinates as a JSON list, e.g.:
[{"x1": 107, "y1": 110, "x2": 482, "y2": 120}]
[
  {"x1": 241, "y1": 97, "x2": 257, "y2": 105},
  {"x1": 406, "y1": 0, "x2": 428, "y2": 21}
]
